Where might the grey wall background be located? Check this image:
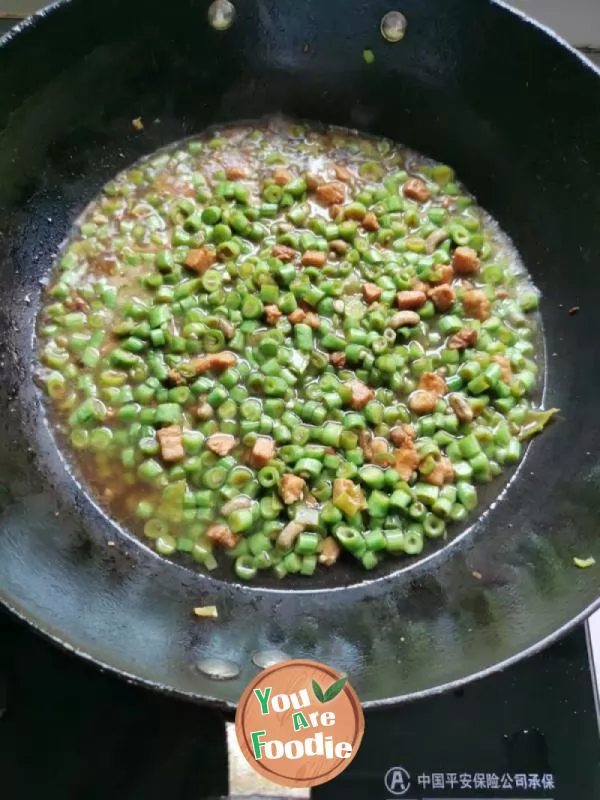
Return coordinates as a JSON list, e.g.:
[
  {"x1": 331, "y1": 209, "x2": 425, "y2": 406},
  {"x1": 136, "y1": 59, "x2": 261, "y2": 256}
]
[{"x1": 1, "y1": 0, "x2": 600, "y2": 48}]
